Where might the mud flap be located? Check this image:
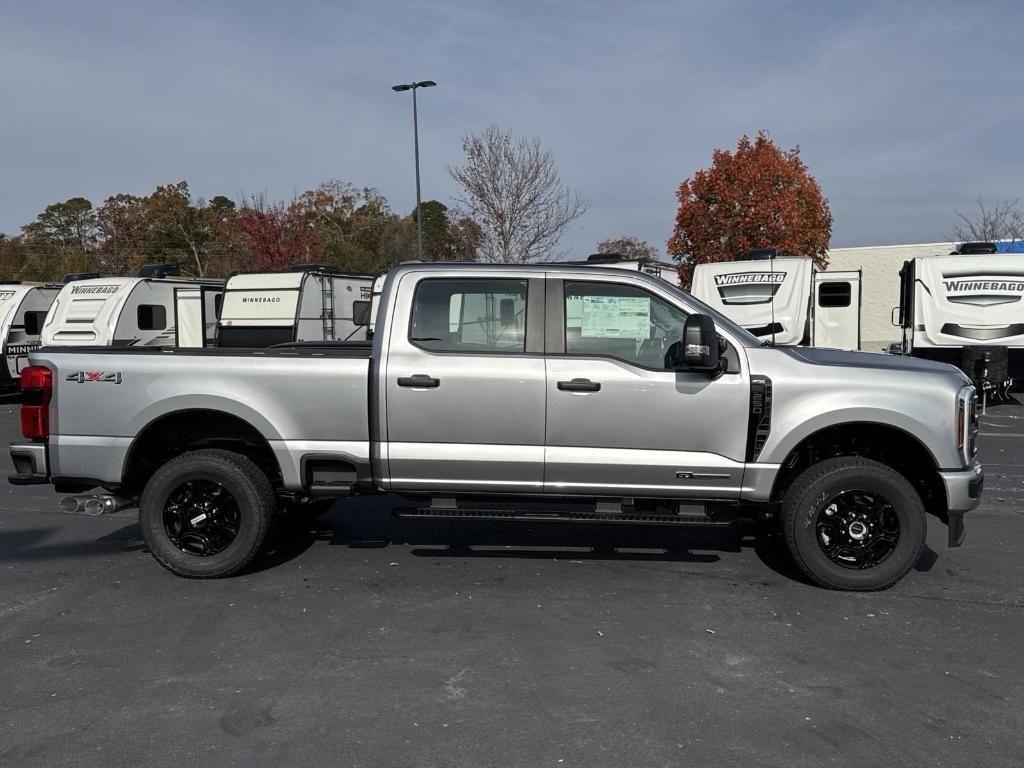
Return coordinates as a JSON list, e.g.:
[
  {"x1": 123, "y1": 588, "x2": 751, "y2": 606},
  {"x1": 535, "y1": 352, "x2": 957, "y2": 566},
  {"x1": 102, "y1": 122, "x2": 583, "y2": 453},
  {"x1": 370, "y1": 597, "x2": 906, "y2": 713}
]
[{"x1": 947, "y1": 512, "x2": 965, "y2": 548}]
